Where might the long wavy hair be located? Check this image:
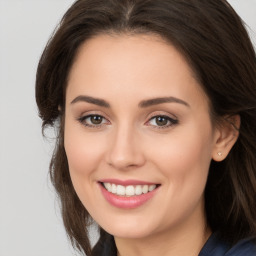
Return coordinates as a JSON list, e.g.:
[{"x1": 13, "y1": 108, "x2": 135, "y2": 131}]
[{"x1": 35, "y1": 0, "x2": 256, "y2": 255}]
